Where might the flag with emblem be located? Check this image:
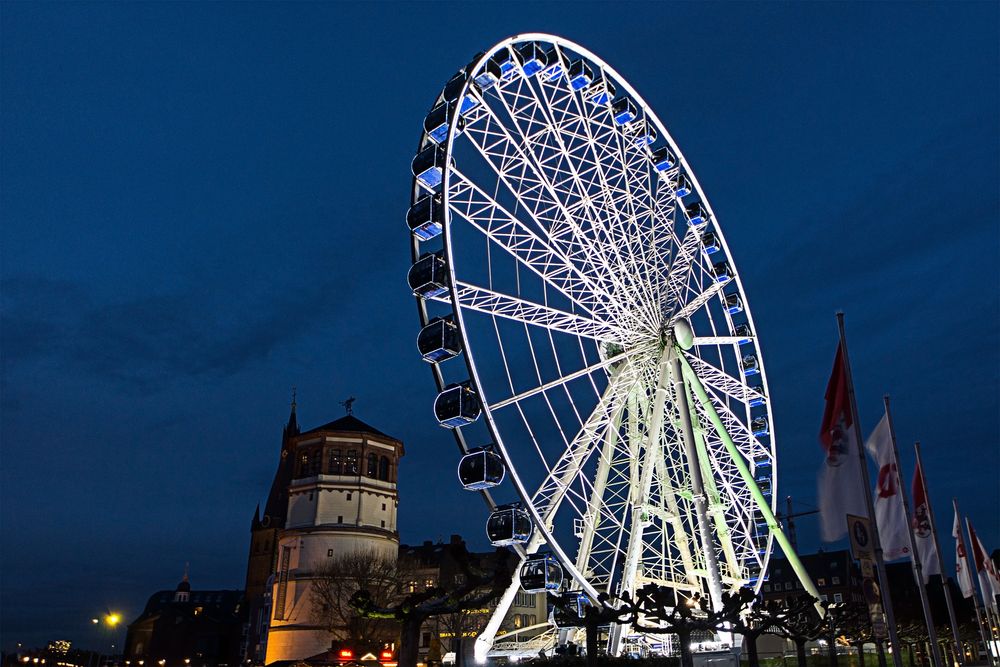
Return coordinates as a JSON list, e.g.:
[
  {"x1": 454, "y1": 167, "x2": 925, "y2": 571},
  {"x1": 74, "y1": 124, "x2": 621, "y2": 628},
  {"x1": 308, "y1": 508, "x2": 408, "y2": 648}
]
[
  {"x1": 953, "y1": 506, "x2": 976, "y2": 599},
  {"x1": 864, "y1": 413, "x2": 909, "y2": 560},
  {"x1": 910, "y1": 459, "x2": 940, "y2": 583},
  {"x1": 818, "y1": 343, "x2": 868, "y2": 541},
  {"x1": 968, "y1": 520, "x2": 1000, "y2": 613}
]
